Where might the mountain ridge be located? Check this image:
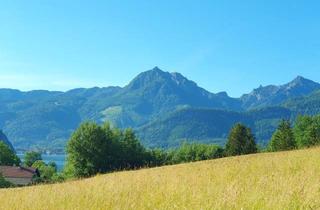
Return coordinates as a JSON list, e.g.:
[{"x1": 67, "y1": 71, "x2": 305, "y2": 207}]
[
  {"x1": 0, "y1": 67, "x2": 320, "y2": 151},
  {"x1": 240, "y1": 75, "x2": 320, "y2": 109}
]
